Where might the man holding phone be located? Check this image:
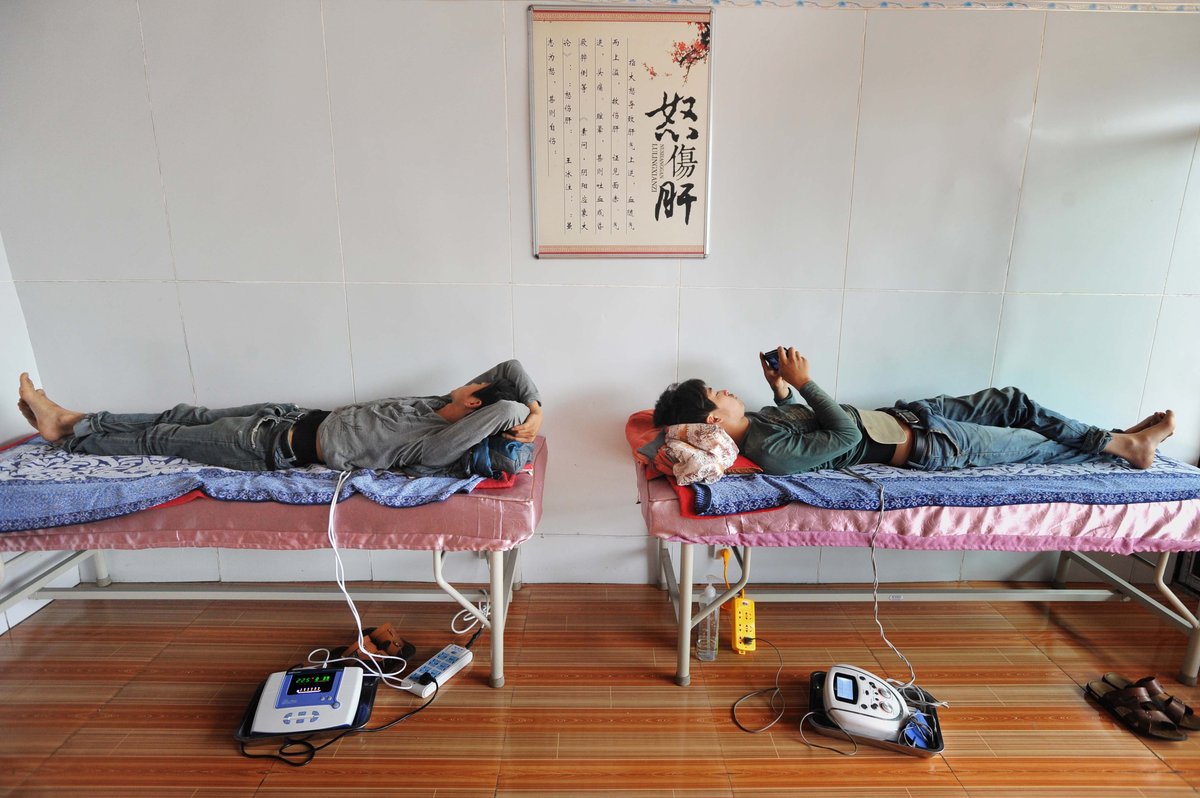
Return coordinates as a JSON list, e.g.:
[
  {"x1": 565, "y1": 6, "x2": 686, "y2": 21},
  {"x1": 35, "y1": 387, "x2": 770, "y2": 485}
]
[
  {"x1": 19, "y1": 359, "x2": 543, "y2": 476},
  {"x1": 651, "y1": 346, "x2": 1174, "y2": 475}
]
